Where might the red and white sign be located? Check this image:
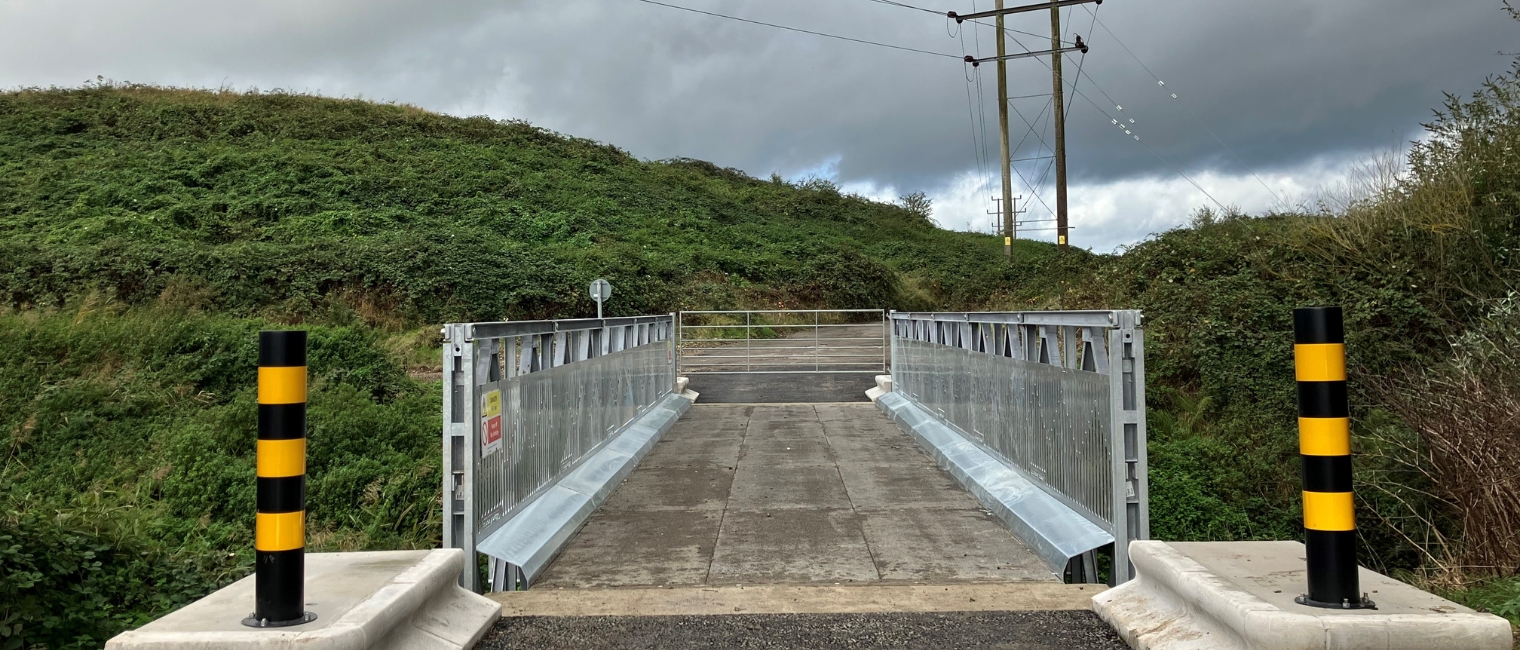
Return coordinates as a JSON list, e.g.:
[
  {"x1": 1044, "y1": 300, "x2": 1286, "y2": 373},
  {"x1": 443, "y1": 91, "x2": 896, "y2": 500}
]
[{"x1": 481, "y1": 390, "x2": 503, "y2": 454}]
